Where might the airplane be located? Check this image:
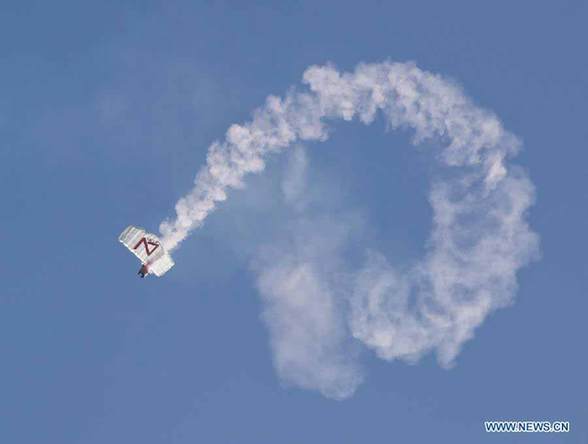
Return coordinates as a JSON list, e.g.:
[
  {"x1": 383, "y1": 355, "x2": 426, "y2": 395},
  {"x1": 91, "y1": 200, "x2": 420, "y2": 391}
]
[{"x1": 119, "y1": 225, "x2": 174, "y2": 278}]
